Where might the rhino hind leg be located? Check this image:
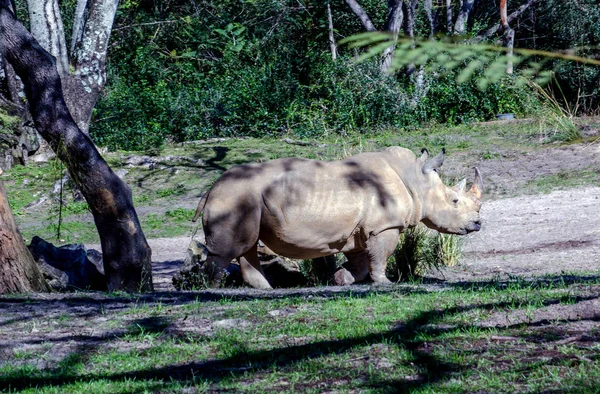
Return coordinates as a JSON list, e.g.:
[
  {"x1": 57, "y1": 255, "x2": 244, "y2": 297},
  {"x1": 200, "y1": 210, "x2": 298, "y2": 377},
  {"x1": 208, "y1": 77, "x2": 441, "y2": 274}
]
[
  {"x1": 239, "y1": 246, "x2": 272, "y2": 290},
  {"x1": 365, "y1": 229, "x2": 400, "y2": 285}
]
